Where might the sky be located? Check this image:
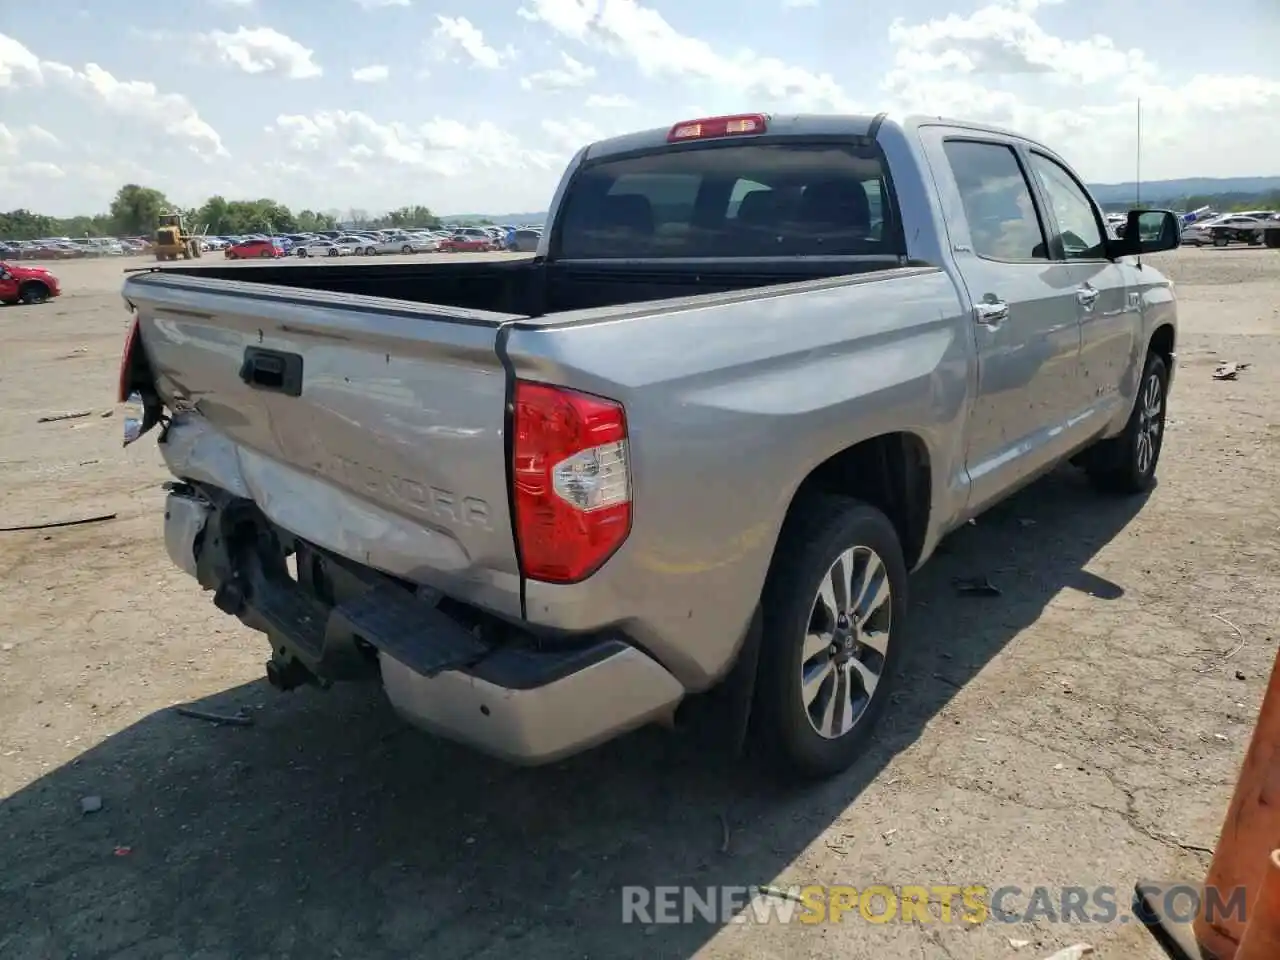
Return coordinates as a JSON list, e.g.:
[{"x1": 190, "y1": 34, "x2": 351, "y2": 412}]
[{"x1": 1, "y1": 0, "x2": 1279, "y2": 218}]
